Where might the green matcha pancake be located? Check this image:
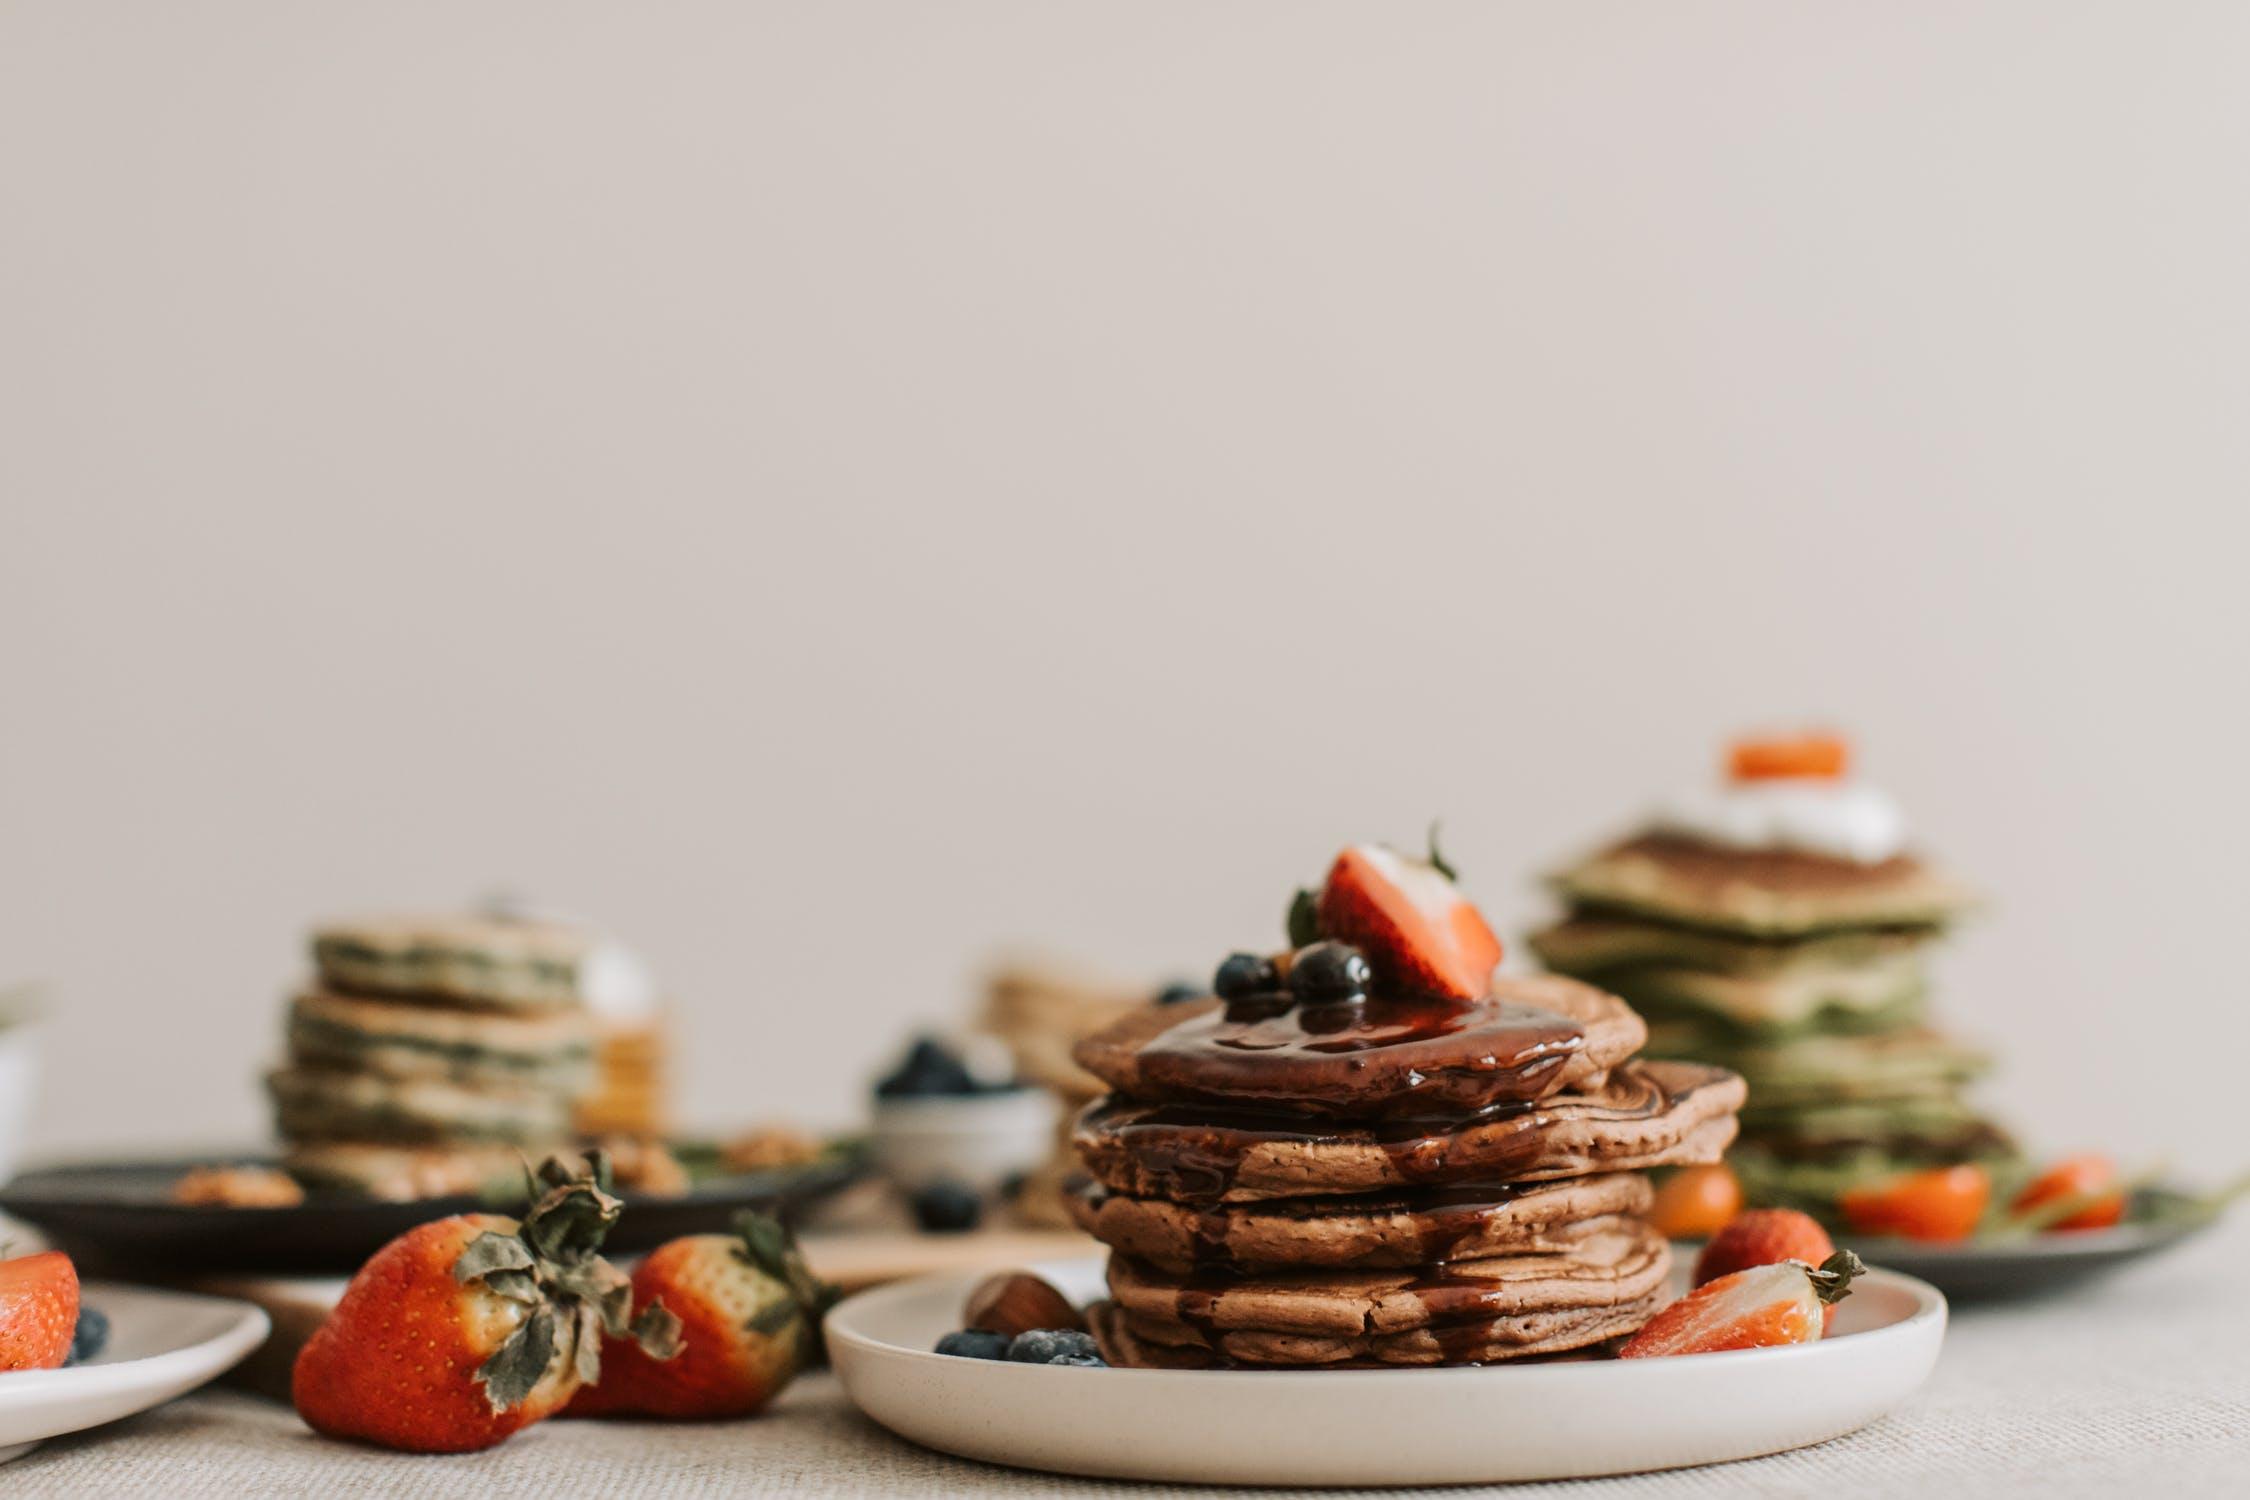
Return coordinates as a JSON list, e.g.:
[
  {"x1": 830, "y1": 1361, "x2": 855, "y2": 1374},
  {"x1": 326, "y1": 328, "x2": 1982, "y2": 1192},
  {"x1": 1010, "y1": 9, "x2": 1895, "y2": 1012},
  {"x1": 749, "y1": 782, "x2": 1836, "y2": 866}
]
[
  {"x1": 1548, "y1": 833, "x2": 1977, "y2": 938},
  {"x1": 1643, "y1": 1025, "x2": 1989, "y2": 1108},
  {"x1": 310, "y1": 913, "x2": 647, "y2": 1012},
  {"x1": 1728, "y1": 1130, "x2": 2022, "y2": 1221},
  {"x1": 1733, "y1": 1095, "x2": 2005, "y2": 1150},
  {"x1": 1529, "y1": 912, "x2": 1937, "y2": 979},
  {"x1": 267, "y1": 1065, "x2": 574, "y2": 1144},
  {"x1": 287, "y1": 991, "x2": 596, "y2": 1091},
  {"x1": 281, "y1": 1140, "x2": 539, "y2": 1201}
]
